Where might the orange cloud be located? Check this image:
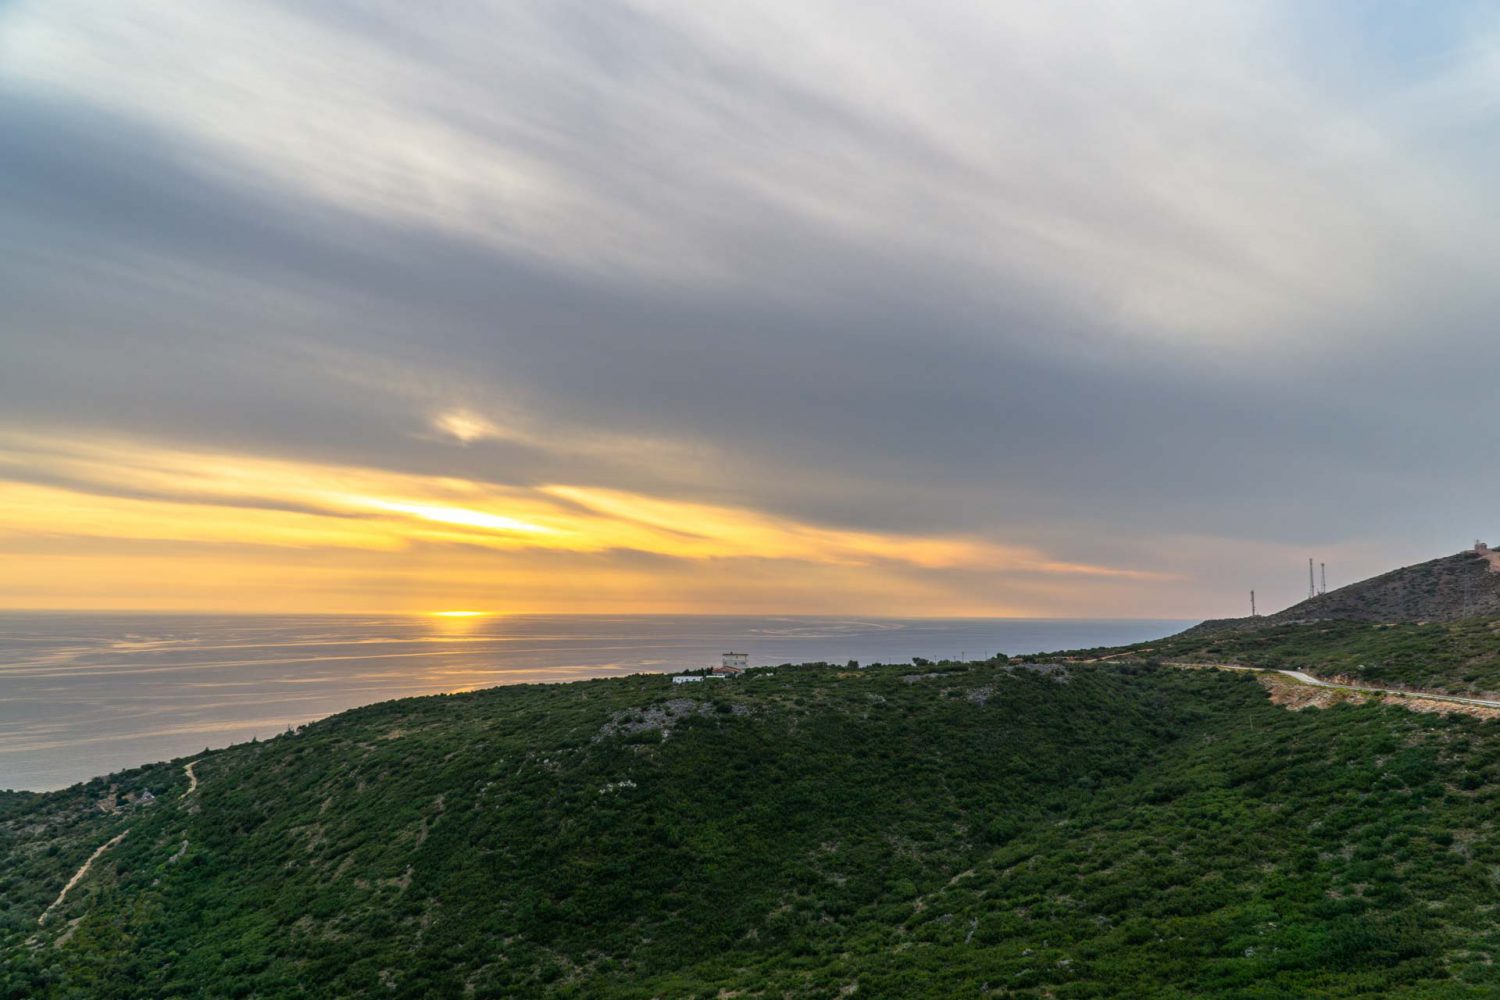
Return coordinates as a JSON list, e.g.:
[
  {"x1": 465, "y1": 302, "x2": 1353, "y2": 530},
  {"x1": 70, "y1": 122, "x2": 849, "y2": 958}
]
[{"x1": 0, "y1": 431, "x2": 1164, "y2": 612}]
